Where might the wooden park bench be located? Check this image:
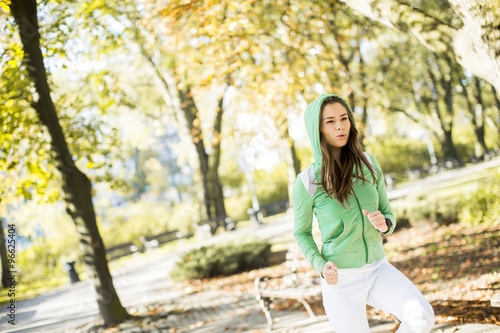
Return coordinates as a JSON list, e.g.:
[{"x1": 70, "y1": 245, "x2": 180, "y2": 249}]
[
  {"x1": 492, "y1": 293, "x2": 500, "y2": 307},
  {"x1": 254, "y1": 243, "x2": 401, "y2": 331},
  {"x1": 254, "y1": 244, "x2": 322, "y2": 330}
]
